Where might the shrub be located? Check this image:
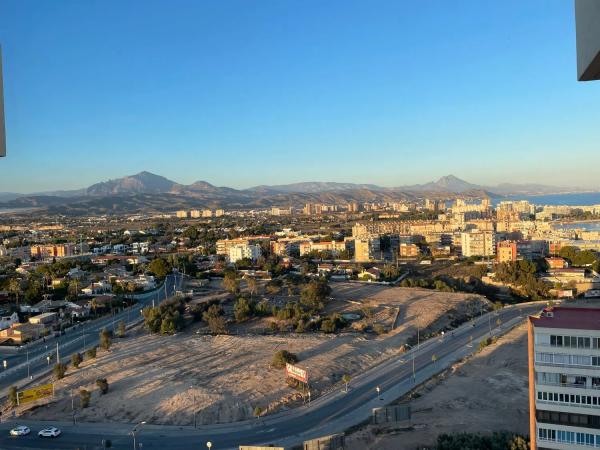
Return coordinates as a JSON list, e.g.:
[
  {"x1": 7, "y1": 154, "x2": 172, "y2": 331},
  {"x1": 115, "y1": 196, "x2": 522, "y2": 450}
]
[
  {"x1": 80, "y1": 389, "x2": 91, "y2": 408},
  {"x1": 271, "y1": 350, "x2": 298, "y2": 369},
  {"x1": 96, "y1": 378, "x2": 109, "y2": 395},
  {"x1": 53, "y1": 363, "x2": 67, "y2": 380},
  {"x1": 321, "y1": 319, "x2": 336, "y2": 333},
  {"x1": 86, "y1": 347, "x2": 97, "y2": 359},
  {"x1": 234, "y1": 297, "x2": 254, "y2": 322},
  {"x1": 117, "y1": 320, "x2": 126, "y2": 338},
  {"x1": 203, "y1": 304, "x2": 227, "y2": 334},
  {"x1": 373, "y1": 324, "x2": 386, "y2": 335},
  {"x1": 71, "y1": 352, "x2": 82, "y2": 368},
  {"x1": 99, "y1": 329, "x2": 112, "y2": 350},
  {"x1": 8, "y1": 386, "x2": 18, "y2": 407}
]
